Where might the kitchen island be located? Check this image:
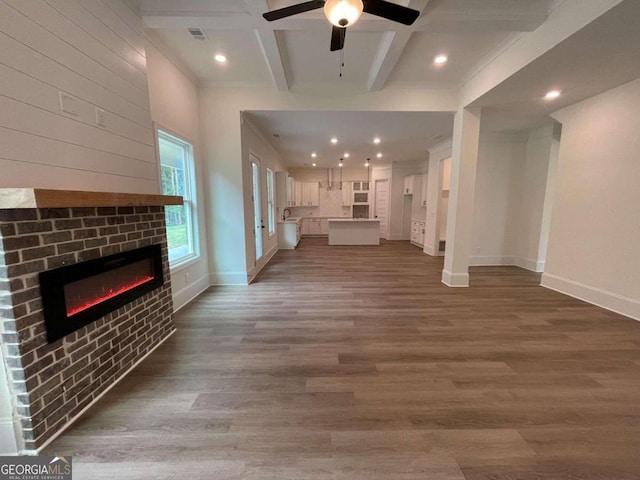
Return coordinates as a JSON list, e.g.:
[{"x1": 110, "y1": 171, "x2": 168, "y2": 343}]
[{"x1": 328, "y1": 218, "x2": 380, "y2": 245}]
